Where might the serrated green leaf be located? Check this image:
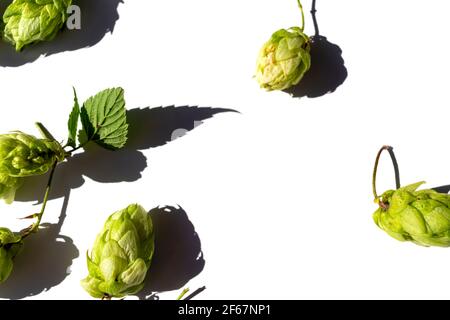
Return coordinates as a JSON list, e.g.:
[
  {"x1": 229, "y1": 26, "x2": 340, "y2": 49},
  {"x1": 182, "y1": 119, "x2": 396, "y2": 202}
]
[
  {"x1": 80, "y1": 106, "x2": 94, "y2": 141},
  {"x1": 67, "y1": 87, "x2": 80, "y2": 148},
  {"x1": 80, "y1": 88, "x2": 128, "y2": 150}
]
